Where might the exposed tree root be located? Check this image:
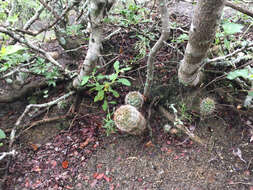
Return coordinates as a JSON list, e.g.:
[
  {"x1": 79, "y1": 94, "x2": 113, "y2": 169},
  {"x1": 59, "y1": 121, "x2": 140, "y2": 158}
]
[
  {"x1": 0, "y1": 80, "x2": 48, "y2": 103},
  {"x1": 159, "y1": 106, "x2": 207, "y2": 146},
  {"x1": 22, "y1": 114, "x2": 72, "y2": 134}
]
